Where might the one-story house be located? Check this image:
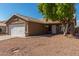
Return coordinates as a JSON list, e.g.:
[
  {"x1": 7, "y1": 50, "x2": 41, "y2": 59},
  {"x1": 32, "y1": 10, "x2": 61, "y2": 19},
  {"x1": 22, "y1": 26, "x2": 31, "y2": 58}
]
[
  {"x1": 0, "y1": 21, "x2": 6, "y2": 34},
  {"x1": 0, "y1": 14, "x2": 76, "y2": 37}
]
